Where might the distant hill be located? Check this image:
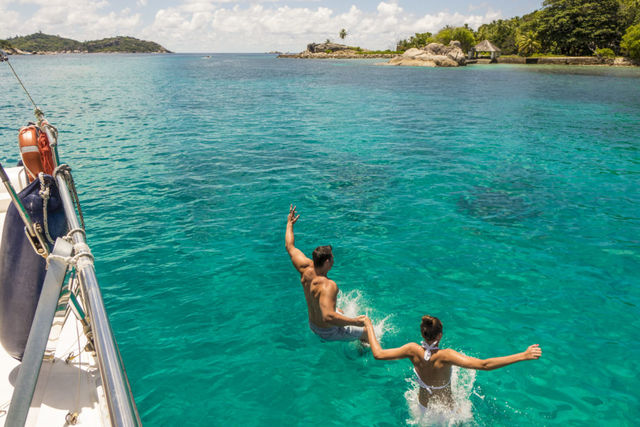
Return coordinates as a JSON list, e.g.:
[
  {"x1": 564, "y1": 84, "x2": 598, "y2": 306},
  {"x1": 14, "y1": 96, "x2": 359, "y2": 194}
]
[
  {"x1": 83, "y1": 36, "x2": 170, "y2": 53},
  {"x1": 3, "y1": 33, "x2": 170, "y2": 54}
]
